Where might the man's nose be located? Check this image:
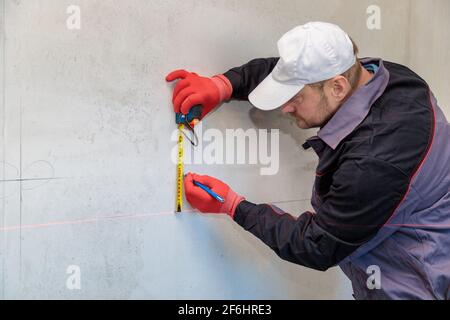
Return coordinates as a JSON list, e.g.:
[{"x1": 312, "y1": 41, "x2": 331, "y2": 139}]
[{"x1": 282, "y1": 104, "x2": 295, "y2": 113}]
